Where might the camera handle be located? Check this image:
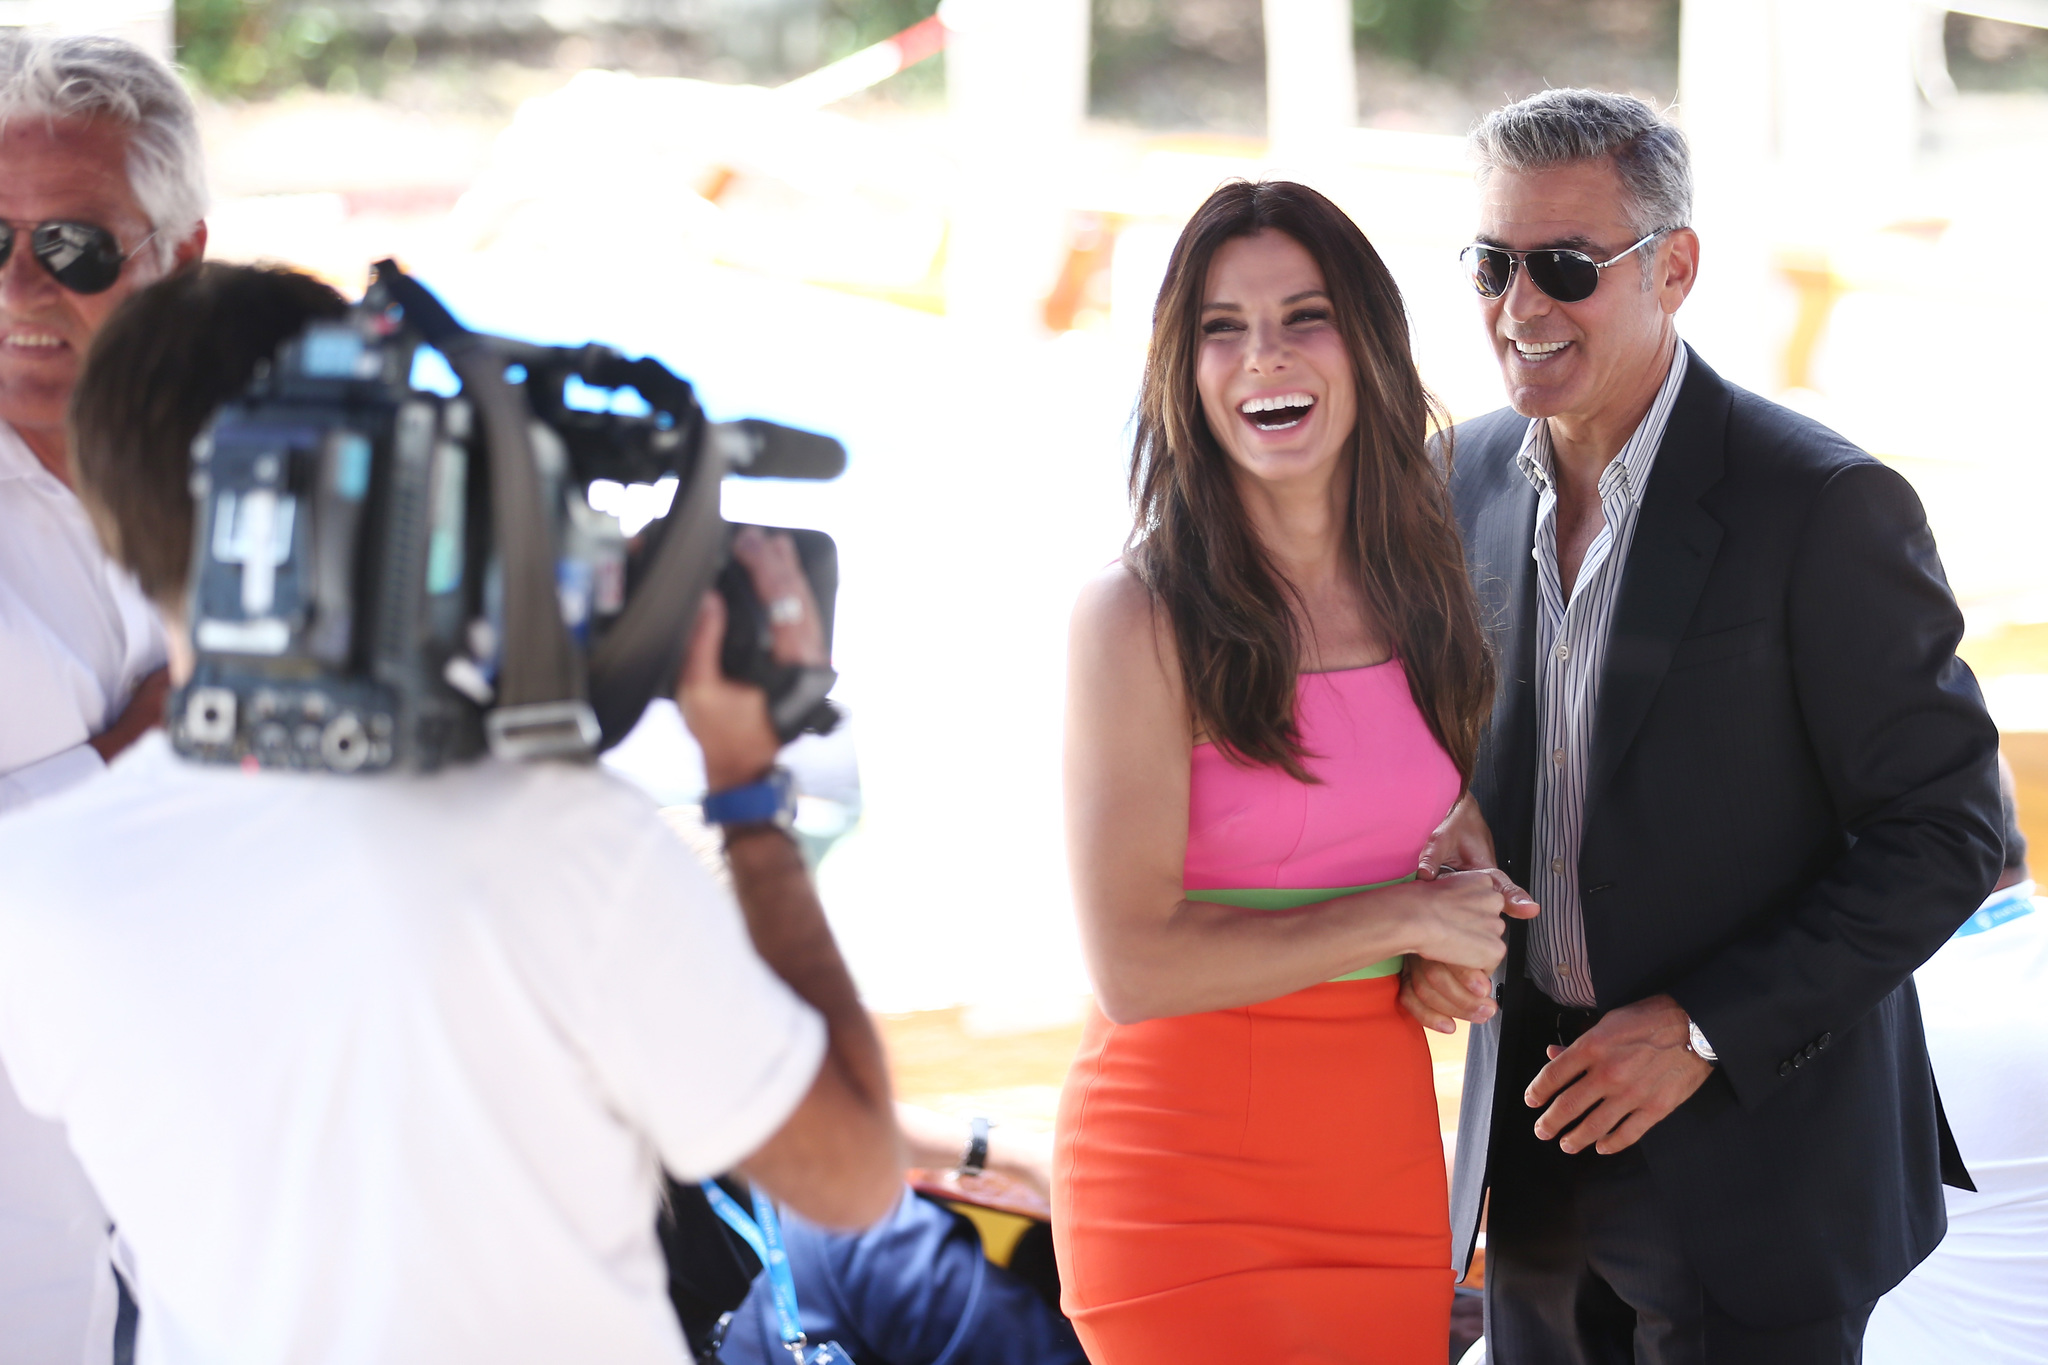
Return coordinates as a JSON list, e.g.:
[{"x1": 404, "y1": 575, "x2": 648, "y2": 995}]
[{"x1": 377, "y1": 260, "x2": 598, "y2": 760}]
